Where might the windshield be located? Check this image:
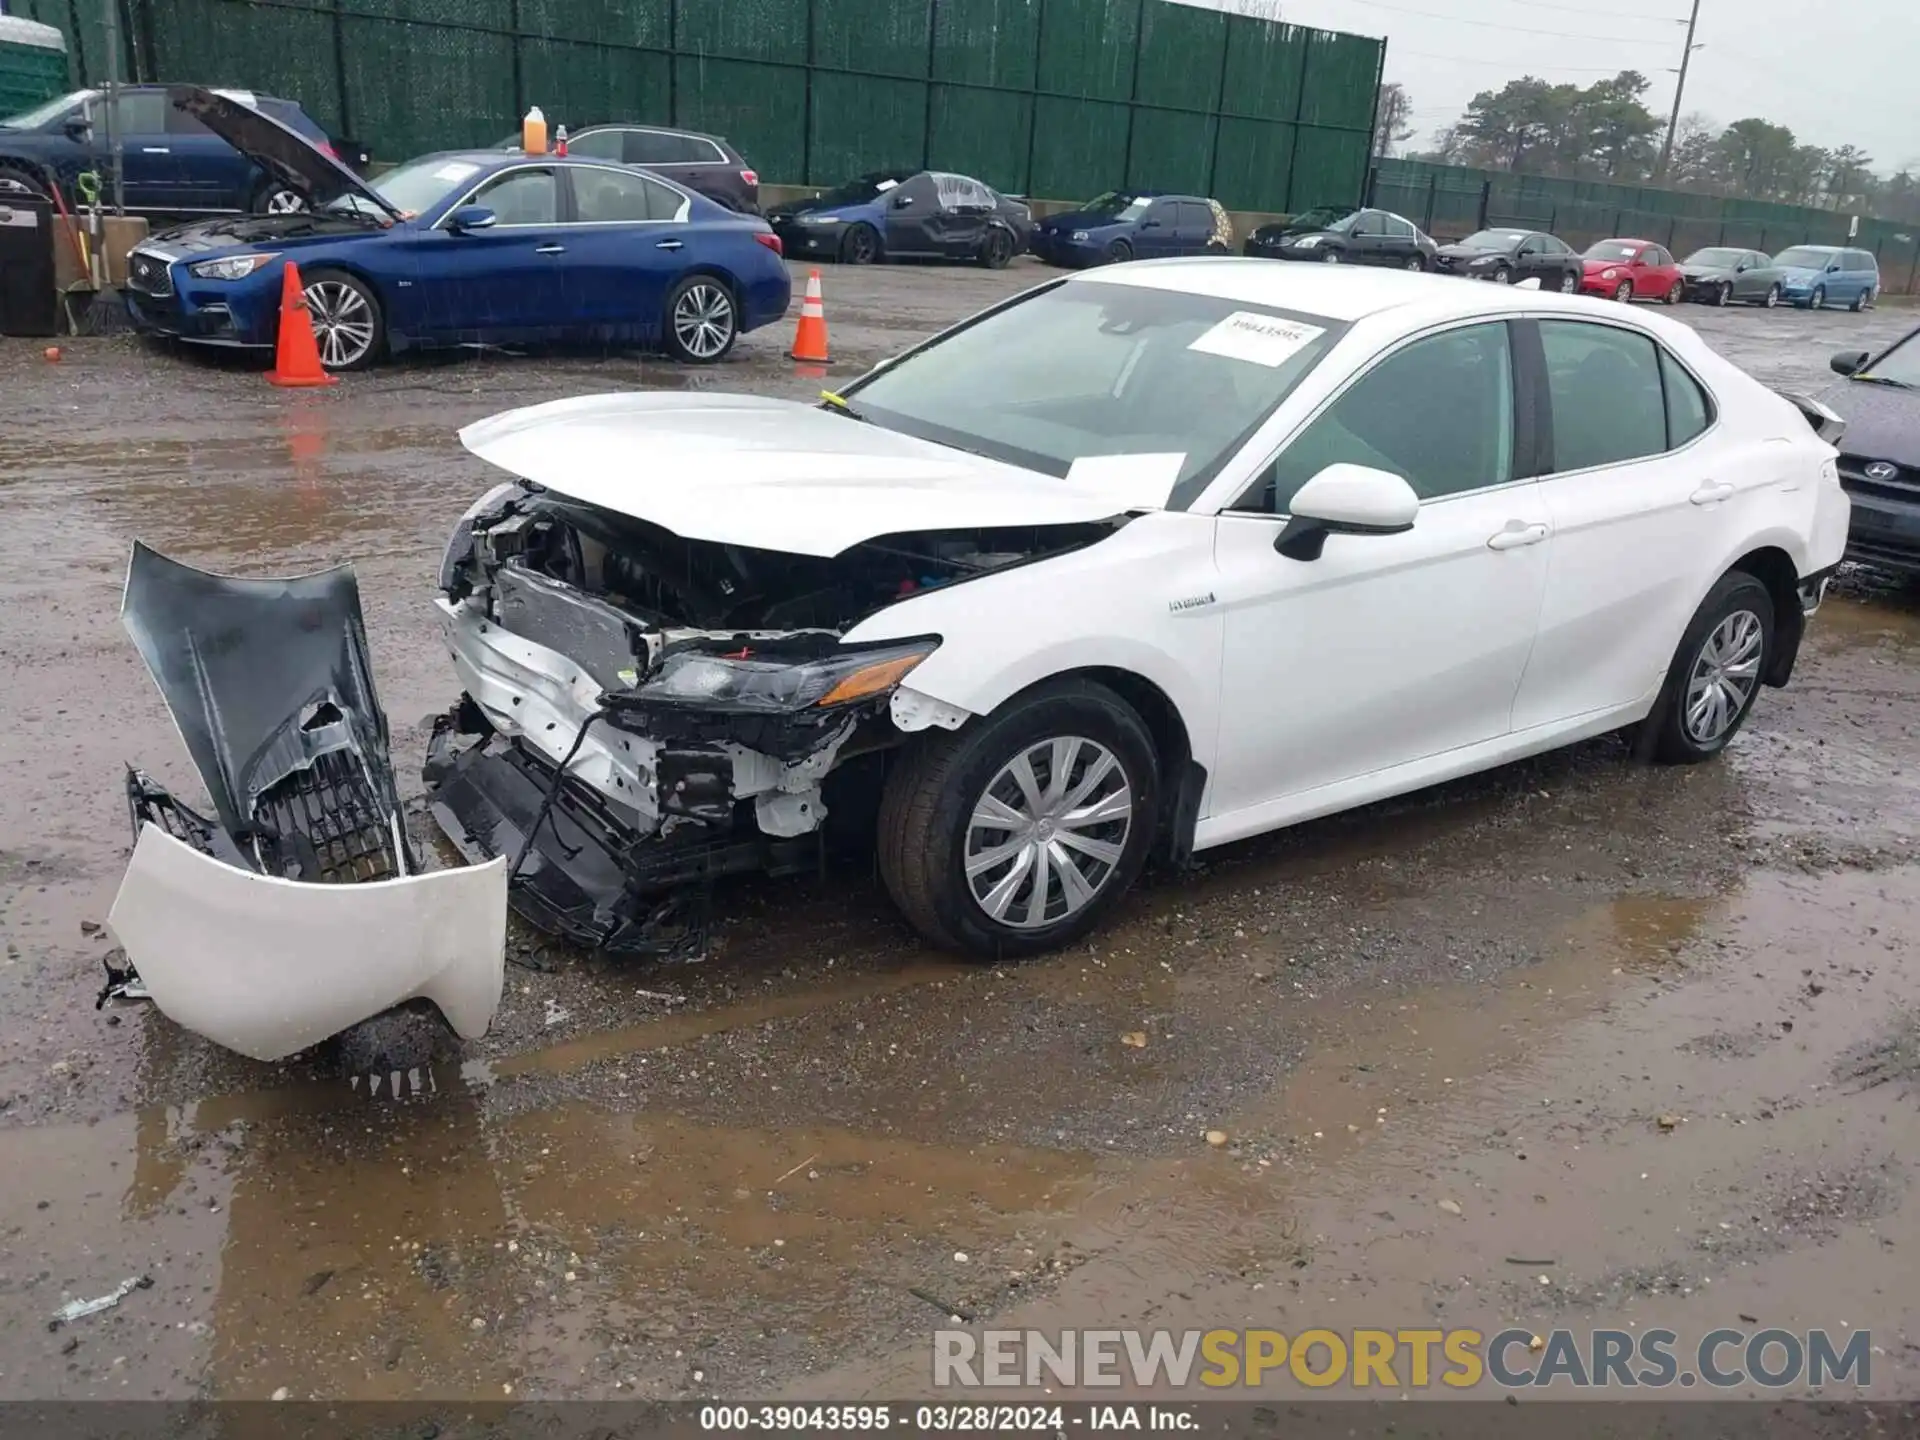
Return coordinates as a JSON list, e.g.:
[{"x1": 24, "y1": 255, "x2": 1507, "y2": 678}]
[
  {"x1": 1585, "y1": 240, "x2": 1642, "y2": 262},
  {"x1": 810, "y1": 172, "x2": 914, "y2": 208},
  {"x1": 1461, "y1": 230, "x2": 1524, "y2": 250},
  {"x1": 1685, "y1": 248, "x2": 1745, "y2": 268},
  {"x1": 841, "y1": 280, "x2": 1344, "y2": 491},
  {"x1": 324, "y1": 154, "x2": 478, "y2": 217},
  {"x1": 1775, "y1": 247, "x2": 1834, "y2": 270},
  {"x1": 1080, "y1": 191, "x2": 1150, "y2": 221},
  {"x1": 1288, "y1": 206, "x2": 1358, "y2": 232},
  {"x1": 1856, "y1": 334, "x2": 1920, "y2": 388},
  {"x1": 0, "y1": 90, "x2": 91, "y2": 129}
]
